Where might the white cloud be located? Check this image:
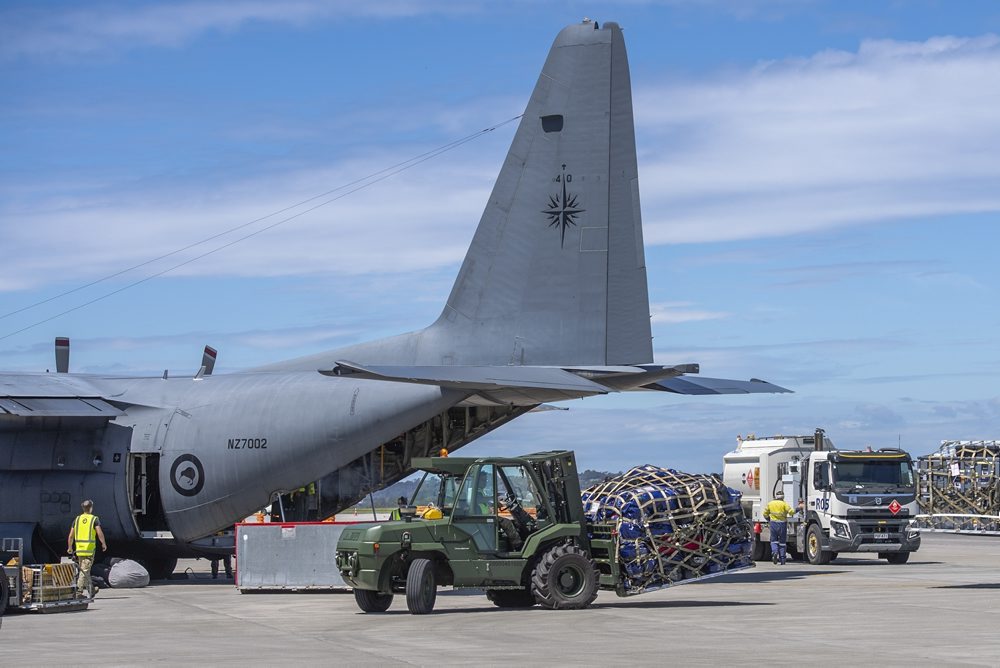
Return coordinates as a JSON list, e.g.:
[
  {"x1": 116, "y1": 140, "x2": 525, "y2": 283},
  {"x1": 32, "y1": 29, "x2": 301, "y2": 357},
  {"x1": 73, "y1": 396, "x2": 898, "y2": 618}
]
[
  {"x1": 649, "y1": 300, "x2": 729, "y2": 323},
  {"x1": 5, "y1": 33, "x2": 1000, "y2": 297},
  {"x1": 0, "y1": 0, "x2": 468, "y2": 61},
  {"x1": 636, "y1": 34, "x2": 1000, "y2": 244},
  {"x1": 0, "y1": 143, "x2": 505, "y2": 292}
]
